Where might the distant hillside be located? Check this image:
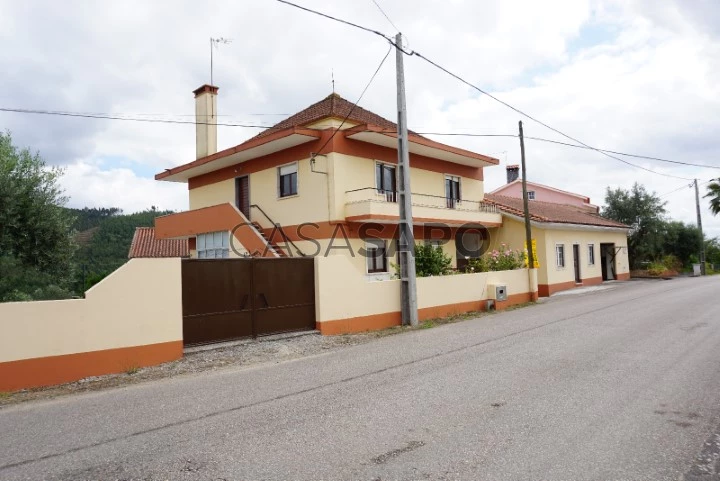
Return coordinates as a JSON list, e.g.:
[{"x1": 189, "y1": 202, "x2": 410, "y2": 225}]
[{"x1": 66, "y1": 207, "x2": 174, "y2": 291}]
